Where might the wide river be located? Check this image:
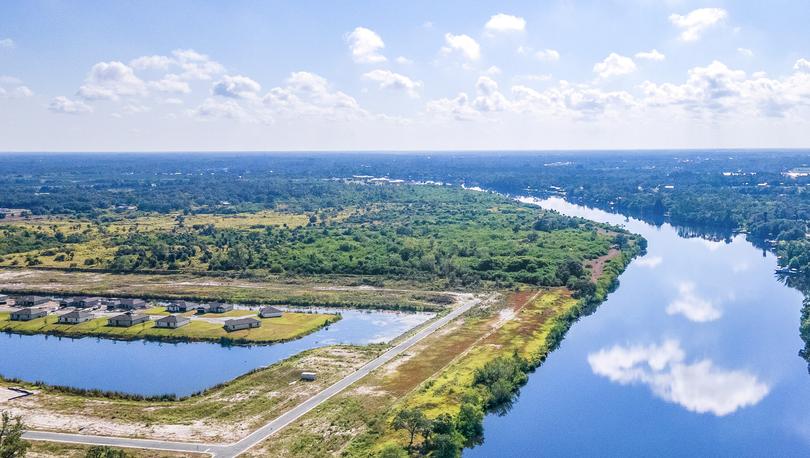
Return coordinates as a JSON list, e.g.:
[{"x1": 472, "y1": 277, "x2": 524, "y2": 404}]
[
  {"x1": 468, "y1": 197, "x2": 810, "y2": 456},
  {"x1": 0, "y1": 308, "x2": 432, "y2": 397}
]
